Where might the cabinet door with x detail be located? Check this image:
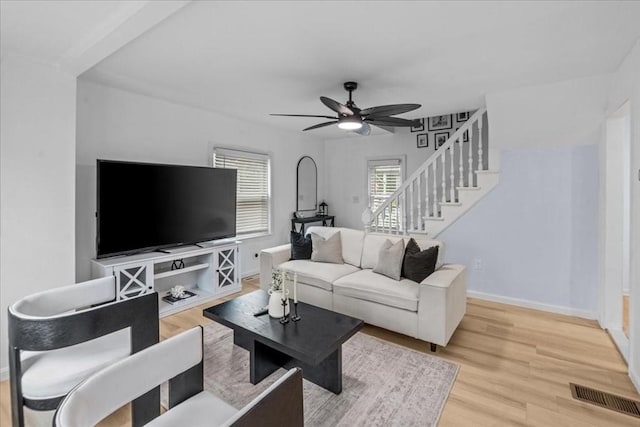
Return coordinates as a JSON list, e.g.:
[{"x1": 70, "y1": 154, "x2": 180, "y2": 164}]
[
  {"x1": 215, "y1": 246, "x2": 240, "y2": 292},
  {"x1": 113, "y1": 262, "x2": 154, "y2": 300}
]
